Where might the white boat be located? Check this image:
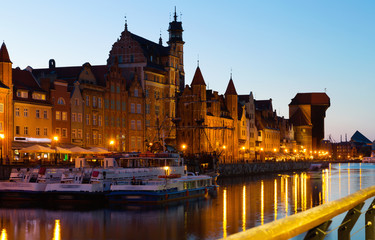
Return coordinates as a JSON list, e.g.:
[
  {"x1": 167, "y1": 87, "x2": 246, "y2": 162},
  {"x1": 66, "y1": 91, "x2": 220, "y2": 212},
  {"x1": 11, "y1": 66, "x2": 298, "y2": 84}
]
[
  {"x1": 0, "y1": 167, "x2": 64, "y2": 201},
  {"x1": 362, "y1": 152, "x2": 375, "y2": 163},
  {"x1": 108, "y1": 172, "x2": 218, "y2": 204}
]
